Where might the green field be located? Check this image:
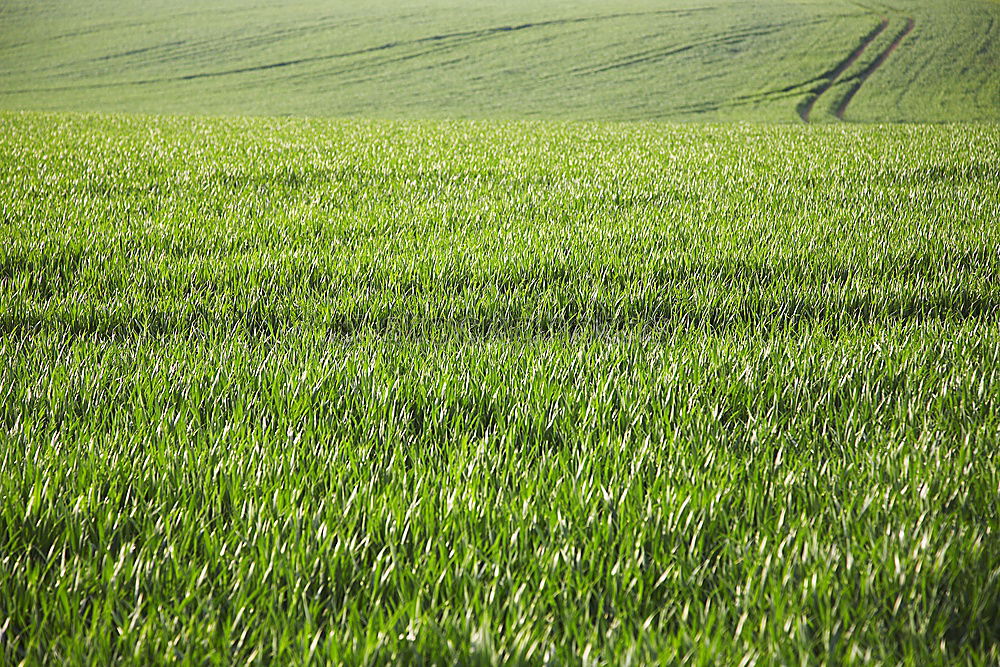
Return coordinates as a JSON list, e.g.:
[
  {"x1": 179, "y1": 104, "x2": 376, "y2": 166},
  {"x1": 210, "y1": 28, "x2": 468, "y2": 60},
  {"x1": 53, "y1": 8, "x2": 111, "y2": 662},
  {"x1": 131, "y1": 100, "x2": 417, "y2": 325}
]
[
  {"x1": 2, "y1": 0, "x2": 1000, "y2": 662},
  {"x1": 2, "y1": 111, "x2": 999, "y2": 662},
  {"x1": 1, "y1": 0, "x2": 998, "y2": 122}
]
